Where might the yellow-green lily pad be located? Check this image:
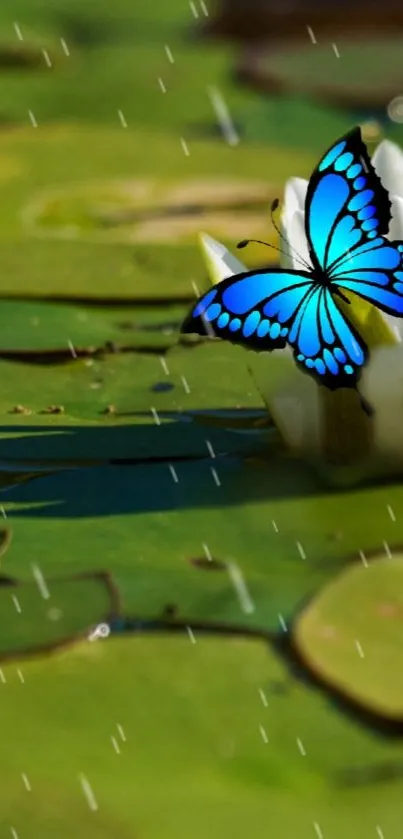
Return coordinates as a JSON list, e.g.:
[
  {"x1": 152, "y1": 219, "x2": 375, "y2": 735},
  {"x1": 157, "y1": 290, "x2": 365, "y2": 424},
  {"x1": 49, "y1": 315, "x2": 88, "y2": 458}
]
[{"x1": 294, "y1": 554, "x2": 403, "y2": 719}]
